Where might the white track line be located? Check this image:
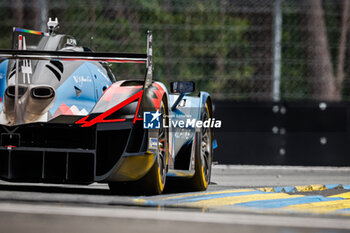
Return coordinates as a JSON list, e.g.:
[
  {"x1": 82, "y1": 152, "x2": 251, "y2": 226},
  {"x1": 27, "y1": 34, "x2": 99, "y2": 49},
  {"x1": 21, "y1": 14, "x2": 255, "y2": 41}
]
[
  {"x1": 0, "y1": 202, "x2": 349, "y2": 230},
  {"x1": 213, "y1": 164, "x2": 350, "y2": 172}
]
